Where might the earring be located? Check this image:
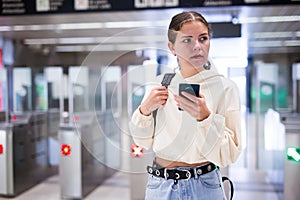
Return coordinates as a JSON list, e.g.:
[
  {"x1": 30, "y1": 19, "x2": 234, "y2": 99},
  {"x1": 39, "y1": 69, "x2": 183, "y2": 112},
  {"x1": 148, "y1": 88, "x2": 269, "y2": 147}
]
[{"x1": 203, "y1": 61, "x2": 211, "y2": 70}]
